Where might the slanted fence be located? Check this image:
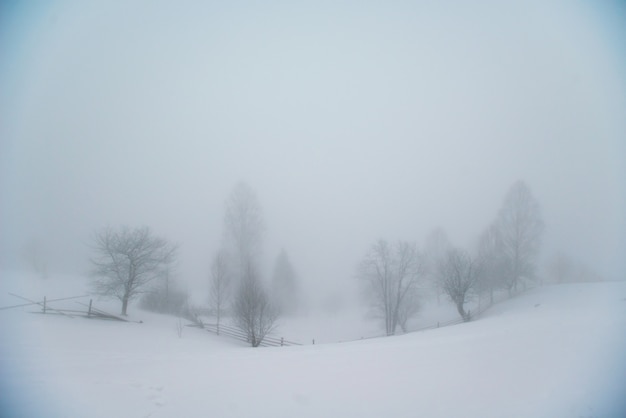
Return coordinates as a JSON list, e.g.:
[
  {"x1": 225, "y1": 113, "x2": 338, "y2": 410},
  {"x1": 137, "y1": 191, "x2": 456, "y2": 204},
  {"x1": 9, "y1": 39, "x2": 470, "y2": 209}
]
[
  {"x1": 203, "y1": 322, "x2": 302, "y2": 347},
  {"x1": 405, "y1": 304, "x2": 487, "y2": 334},
  {"x1": 1, "y1": 293, "x2": 128, "y2": 322},
  {"x1": 3, "y1": 288, "x2": 523, "y2": 347},
  {"x1": 199, "y1": 296, "x2": 504, "y2": 347}
]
